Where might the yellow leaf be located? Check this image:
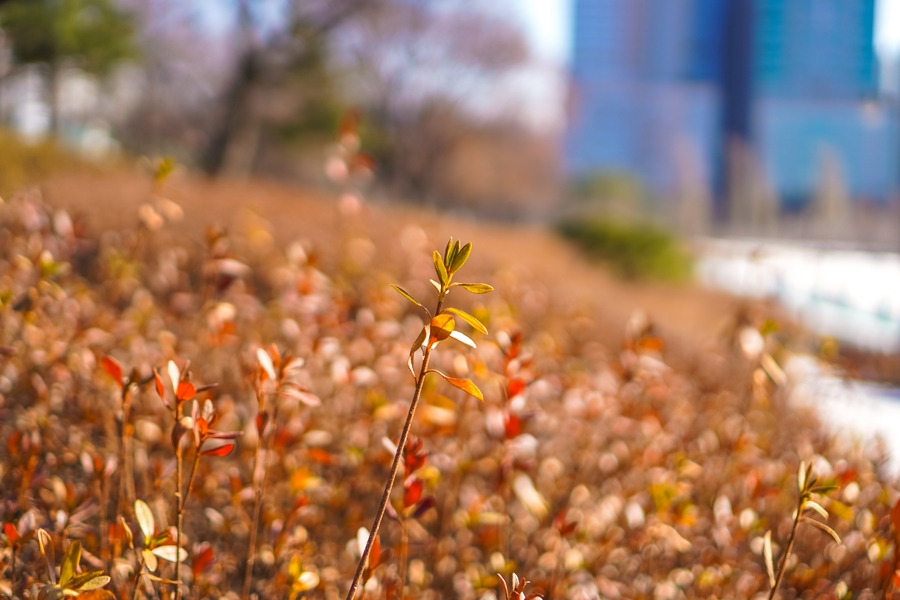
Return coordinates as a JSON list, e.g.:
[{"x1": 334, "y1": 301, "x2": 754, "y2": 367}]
[{"x1": 444, "y1": 307, "x2": 487, "y2": 335}]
